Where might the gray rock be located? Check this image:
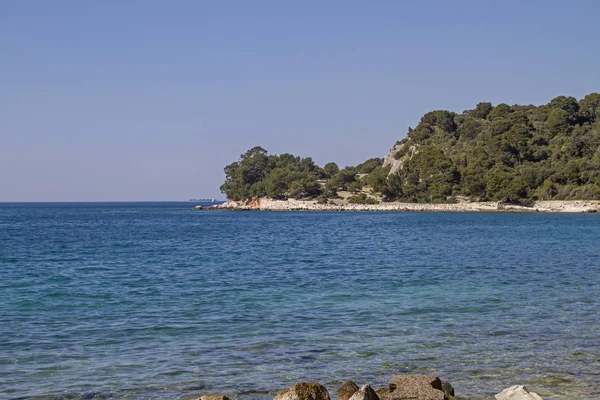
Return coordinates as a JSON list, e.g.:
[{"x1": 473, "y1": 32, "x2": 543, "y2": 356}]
[
  {"x1": 388, "y1": 375, "x2": 446, "y2": 400},
  {"x1": 382, "y1": 142, "x2": 419, "y2": 175},
  {"x1": 338, "y1": 381, "x2": 359, "y2": 400},
  {"x1": 374, "y1": 387, "x2": 390, "y2": 400},
  {"x1": 273, "y1": 382, "x2": 331, "y2": 400},
  {"x1": 441, "y1": 381, "x2": 455, "y2": 396},
  {"x1": 495, "y1": 385, "x2": 543, "y2": 400},
  {"x1": 348, "y1": 385, "x2": 379, "y2": 400},
  {"x1": 200, "y1": 396, "x2": 230, "y2": 400}
]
